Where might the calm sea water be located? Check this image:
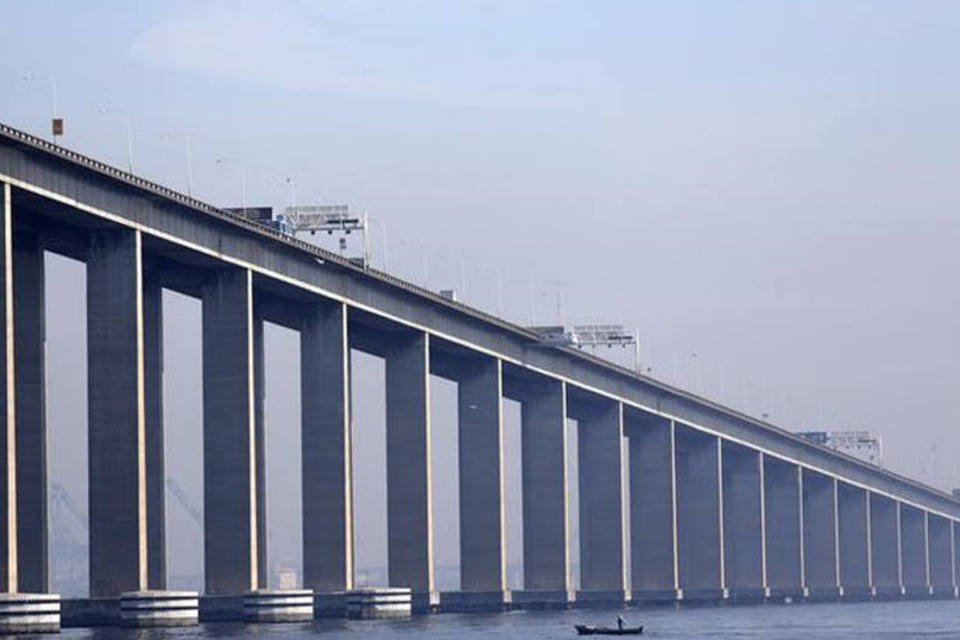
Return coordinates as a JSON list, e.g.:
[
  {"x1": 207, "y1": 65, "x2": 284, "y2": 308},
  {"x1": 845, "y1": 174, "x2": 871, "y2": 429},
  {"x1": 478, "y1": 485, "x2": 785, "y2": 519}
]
[{"x1": 54, "y1": 600, "x2": 960, "y2": 640}]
